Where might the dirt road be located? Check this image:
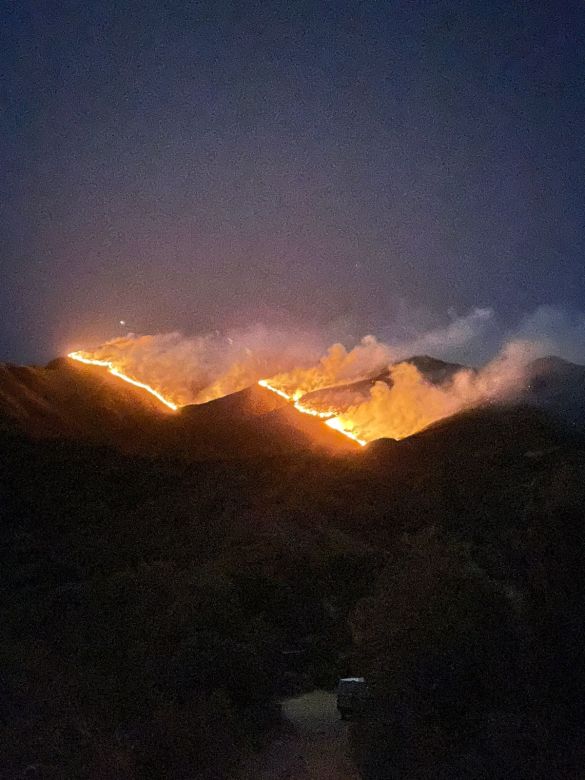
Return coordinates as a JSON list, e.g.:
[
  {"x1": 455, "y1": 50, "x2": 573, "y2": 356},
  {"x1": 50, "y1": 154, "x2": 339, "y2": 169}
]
[{"x1": 241, "y1": 690, "x2": 361, "y2": 779}]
